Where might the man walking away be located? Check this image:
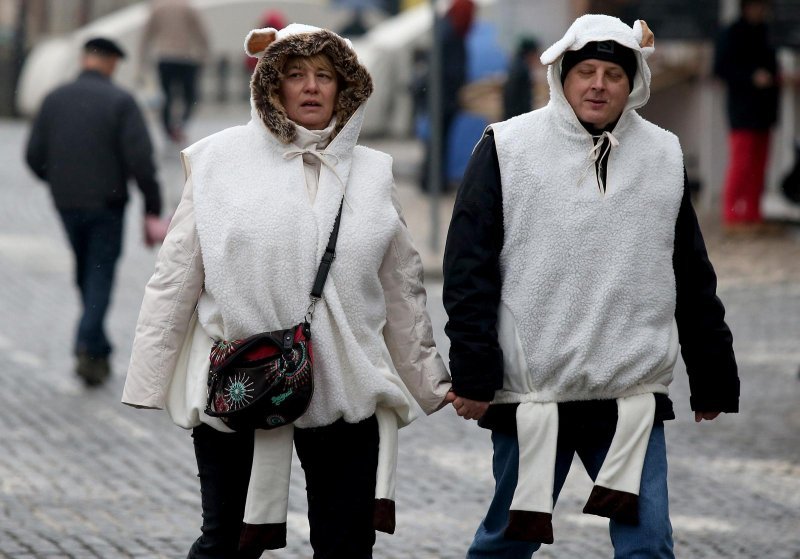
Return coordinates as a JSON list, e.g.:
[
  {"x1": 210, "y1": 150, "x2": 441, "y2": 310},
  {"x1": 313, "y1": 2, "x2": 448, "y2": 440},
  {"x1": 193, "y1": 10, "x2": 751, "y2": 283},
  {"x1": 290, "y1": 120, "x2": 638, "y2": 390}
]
[{"x1": 26, "y1": 37, "x2": 163, "y2": 386}]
